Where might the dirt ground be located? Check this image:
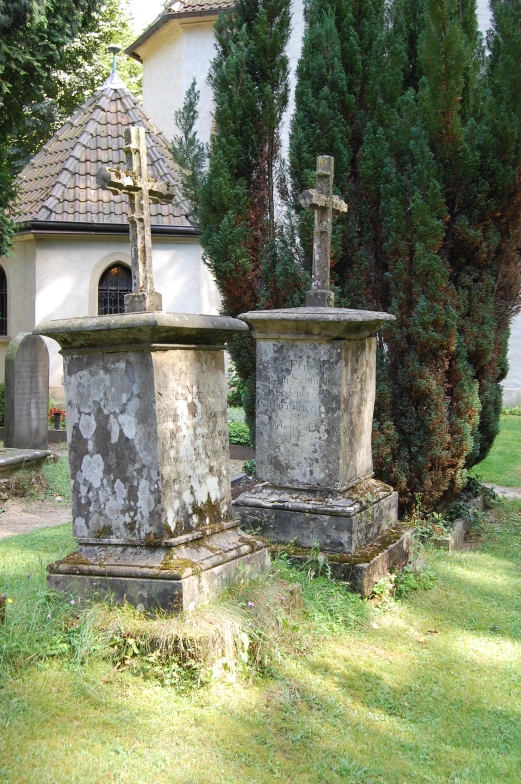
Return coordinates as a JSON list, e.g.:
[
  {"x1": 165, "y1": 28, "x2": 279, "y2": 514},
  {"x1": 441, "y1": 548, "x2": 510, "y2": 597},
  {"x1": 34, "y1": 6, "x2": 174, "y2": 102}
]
[{"x1": 0, "y1": 497, "x2": 71, "y2": 540}]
